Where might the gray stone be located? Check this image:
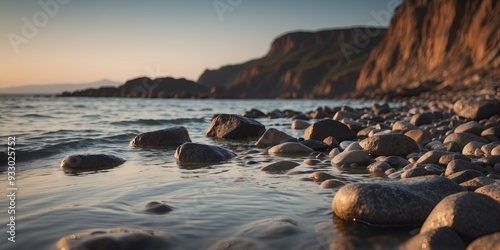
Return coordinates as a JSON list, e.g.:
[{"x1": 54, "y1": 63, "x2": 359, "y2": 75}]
[
  {"x1": 268, "y1": 142, "x2": 313, "y2": 155},
  {"x1": 383, "y1": 155, "x2": 410, "y2": 168},
  {"x1": 129, "y1": 126, "x2": 191, "y2": 148},
  {"x1": 466, "y1": 232, "x2": 500, "y2": 250},
  {"x1": 60, "y1": 154, "x2": 125, "y2": 171},
  {"x1": 255, "y1": 128, "x2": 293, "y2": 147},
  {"x1": 367, "y1": 161, "x2": 392, "y2": 173},
  {"x1": 332, "y1": 150, "x2": 371, "y2": 166},
  {"x1": 174, "y1": 143, "x2": 236, "y2": 163},
  {"x1": 460, "y1": 176, "x2": 496, "y2": 191},
  {"x1": 320, "y1": 179, "x2": 345, "y2": 189},
  {"x1": 328, "y1": 148, "x2": 341, "y2": 157},
  {"x1": 453, "y1": 99, "x2": 500, "y2": 121},
  {"x1": 303, "y1": 119, "x2": 355, "y2": 142},
  {"x1": 455, "y1": 121, "x2": 484, "y2": 135},
  {"x1": 261, "y1": 161, "x2": 299, "y2": 173},
  {"x1": 443, "y1": 132, "x2": 488, "y2": 150},
  {"x1": 291, "y1": 119, "x2": 311, "y2": 130},
  {"x1": 360, "y1": 134, "x2": 419, "y2": 156},
  {"x1": 446, "y1": 160, "x2": 484, "y2": 176},
  {"x1": 421, "y1": 192, "x2": 500, "y2": 239},
  {"x1": 144, "y1": 201, "x2": 173, "y2": 214},
  {"x1": 332, "y1": 176, "x2": 466, "y2": 226},
  {"x1": 448, "y1": 170, "x2": 485, "y2": 184},
  {"x1": 401, "y1": 227, "x2": 465, "y2": 250},
  {"x1": 475, "y1": 182, "x2": 500, "y2": 202},
  {"x1": 207, "y1": 114, "x2": 265, "y2": 139}
]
